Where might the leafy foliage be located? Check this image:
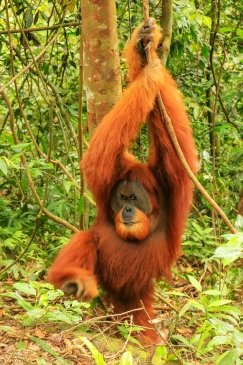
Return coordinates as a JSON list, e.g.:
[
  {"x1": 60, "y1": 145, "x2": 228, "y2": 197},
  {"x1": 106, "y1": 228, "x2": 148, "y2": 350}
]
[{"x1": 0, "y1": 0, "x2": 242, "y2": 364}]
